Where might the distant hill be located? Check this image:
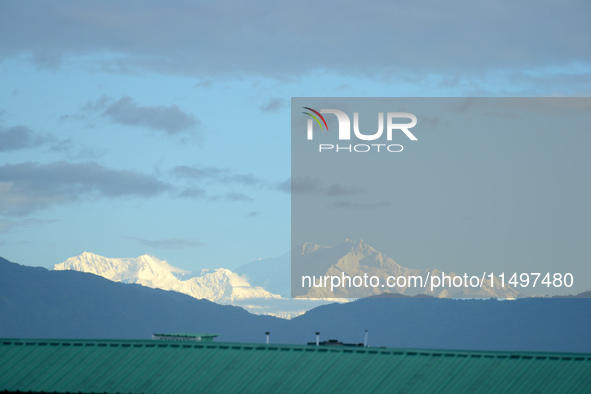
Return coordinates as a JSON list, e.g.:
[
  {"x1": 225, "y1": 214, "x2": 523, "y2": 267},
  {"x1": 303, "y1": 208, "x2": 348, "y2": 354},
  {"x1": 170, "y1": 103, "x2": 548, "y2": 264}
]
[
  {"x1": 1, "y1": 256, "x2": 590, "y2": 353},
  {"x1": 235, "y1": 251, "x2": 291, "y2": 297},
  {"x1": 551, "y1": 290, "x2": 591, "y2": 298},
  {"x1": 366, "y1": 292, "x2": 435, "y2": 299},
  {"x1": 289, "y1": 297, "x2": 591, "y2": 353}
]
